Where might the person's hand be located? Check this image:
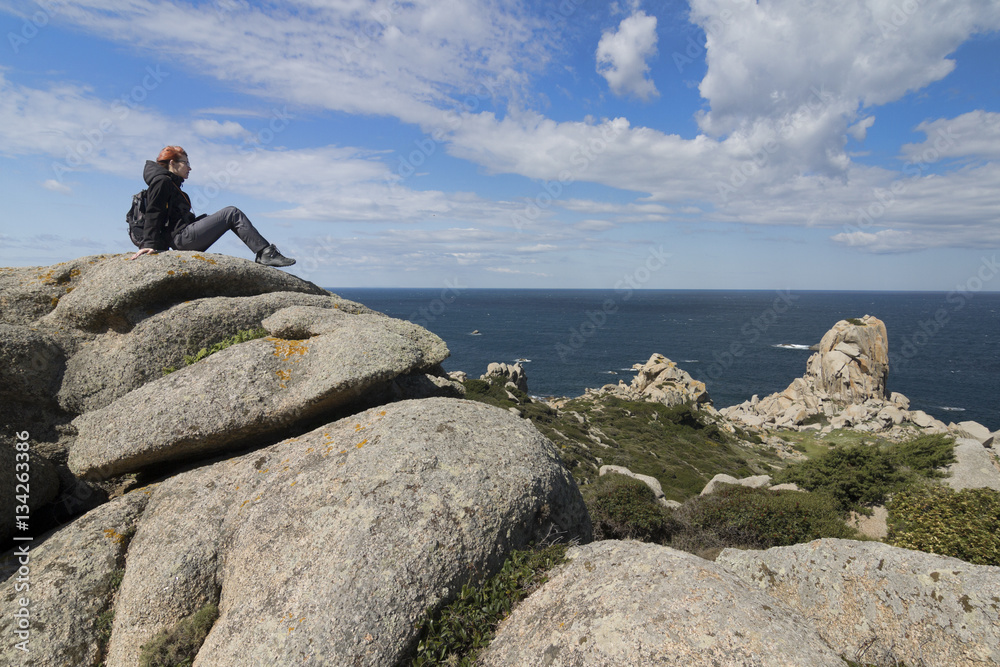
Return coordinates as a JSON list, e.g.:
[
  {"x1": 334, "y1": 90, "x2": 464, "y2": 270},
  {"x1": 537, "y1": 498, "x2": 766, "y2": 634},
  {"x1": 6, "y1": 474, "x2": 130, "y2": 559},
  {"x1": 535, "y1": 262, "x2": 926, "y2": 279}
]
[{"x1": 128, "y1": 248, "x2": 158, "y2": 260}]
